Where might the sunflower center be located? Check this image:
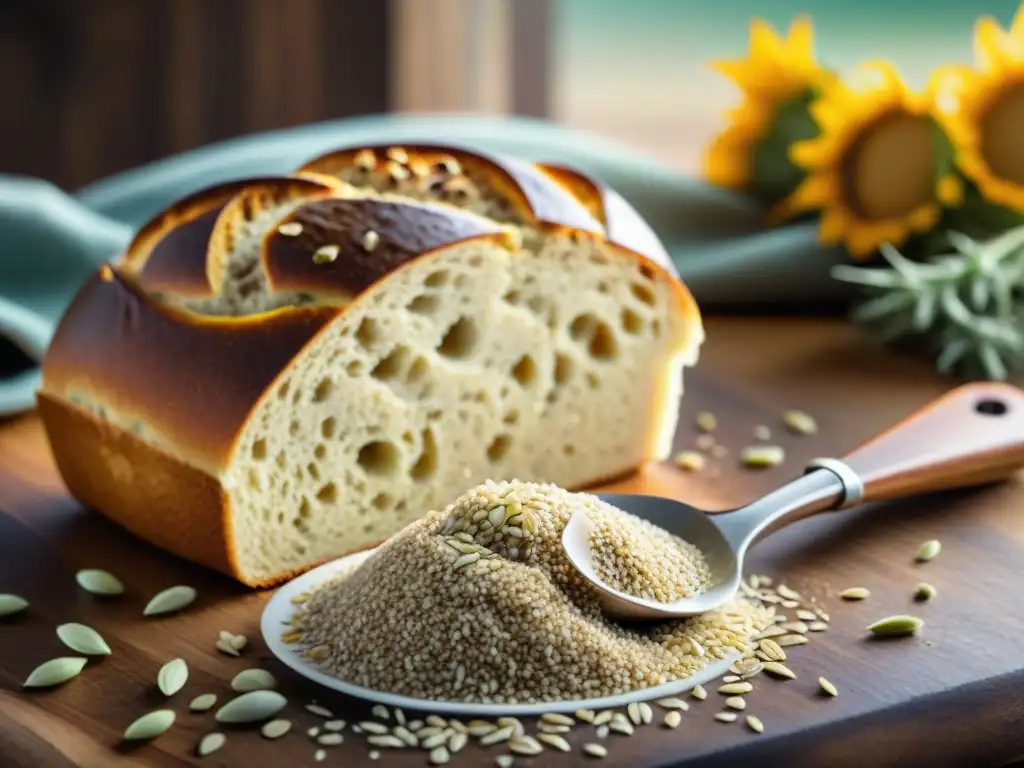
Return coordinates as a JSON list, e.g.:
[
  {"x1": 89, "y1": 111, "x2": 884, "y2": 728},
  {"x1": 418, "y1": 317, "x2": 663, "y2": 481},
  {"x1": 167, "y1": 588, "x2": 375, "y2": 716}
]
[
  {"x1": 980, "y1": 82, "x2": 1024, "y2": 185},
  {"x1": 841, "y1": 112, "x2": 935, "y2": 220}
]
